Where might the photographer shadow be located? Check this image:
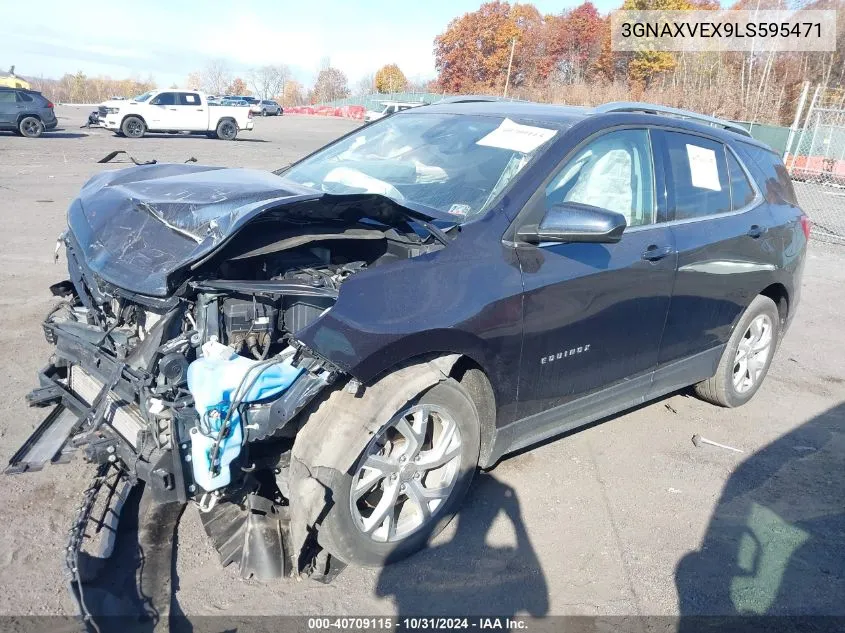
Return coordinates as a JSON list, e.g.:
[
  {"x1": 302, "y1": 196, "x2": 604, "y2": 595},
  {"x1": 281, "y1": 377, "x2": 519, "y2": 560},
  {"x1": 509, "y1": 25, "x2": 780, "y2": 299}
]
[{"x1": 375, "y1": 472, "x2": 549, "y2": 618}]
